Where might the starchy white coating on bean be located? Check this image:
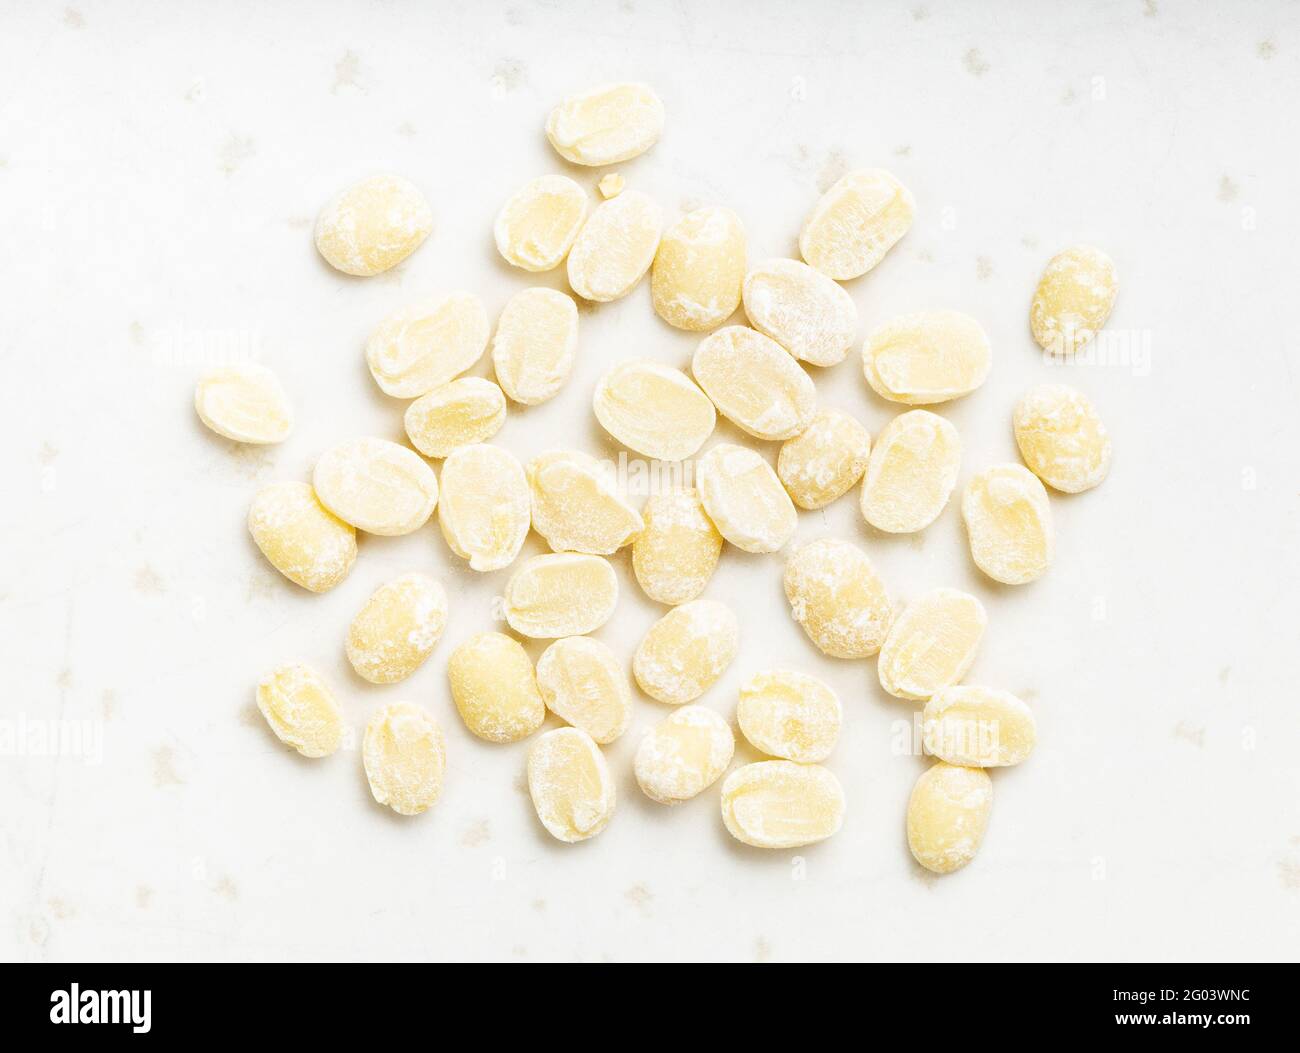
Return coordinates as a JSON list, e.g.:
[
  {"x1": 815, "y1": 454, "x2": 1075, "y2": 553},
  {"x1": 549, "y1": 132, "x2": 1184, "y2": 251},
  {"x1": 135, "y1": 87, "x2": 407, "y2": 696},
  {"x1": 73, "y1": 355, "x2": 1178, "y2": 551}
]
[
  {"x1": 1013, "y1": 383, "x2": 1112, "y2": 493},
  {"x1": 721, "y1": 761, "x2": 845, "y2": 849},
  {"x1": 447, "y1": 632, "x2": 545, "y2": 743},
  {"x1": 778, "y1": 408, "x2": 870, "y2": 510},
  {"x1": 799, "y1": 168, "x2": 913, "y2": 280},
  {"x1": 536, "y1": 636, "x2": 633, "y2": 745},
  {"x1": 922, "y1": 686, "x2": 1036, "y2": 768},
  {"x1": 526, "y1": 449, "x2": 642, "y2": 555},
  {"x1": 635, "y1": 706, "x2": 734, "y2": 804},
  {"x1": 312, "y1": 437, "x2": 438, "y2": 536},
  {"x1": 631, "y1": 488, "x2": 722, "y2": 605},
  {"x1": 365, "y1": 292, "x2": 490, "y2": 400},
  {"x1": 633, "y1": 599, "x2": 738, "y2": 705},
  {"x1": 256, "y1": 662, "x2": 344, "y2": 758},
  {"x1": 248, "y1": 481, "x2": 356, "y2": 593},
  {"x1": 404, "y1": 377, "x2": 506, "y2": 458},
  {"x1": 863, "y1": 310, "x2": 991, "y2": 406},
  {"x1": 363, "y1": 702, "x2": 446, "y2": 816},
  {"x1": 692, "y1": 326, "x2": 816, "y2": 441},
  {"x1": 961, "y1": 464, "x2": 1054, "y2": 585},
  {"x1": 494, "y1": 175, "x2": 588, "y2": 272},
  {"x1": 491, "y1": 287, "x2": 579, "y2": 405},
  {"x1": 737, "y1": 669, "x2": 841, "y2": 763},
  {"x1": 877, "y1": 588, "x2": 986, "y2": 701},
  {"x1": 346, "y1": 573, "x2": 447, "y2": 685},
  {"x1": 315, "y1": 174, "x2": 432, "y2": 276},
  {"x1": 528, "y1": 727, "x2": 617, "y2": 842},
  {"x1": 783, "y1": 538, "x2": 892, "y2": 659},
  {"x1": 1030, "y1": 245, "x2": 1118, "y2": 357},
  {"x1": 907, "y1": 762, "x2": 992, "y2": 874},
  {"x1": 592, "y1": 360, "x2": 716, "y2": 461},
  {"x1": 652, "y1": 207, "x2": 747, "y2": 332},
  {"x1": 696, "y1": 443, "x2": 797, "y2": 554},
  {"x1": 436, "y1": 444, "x2": 530, "y2": 572},
  {"x1": 545, "y1": 82, "x2": 665, "y2": 166},
  {"x1": 859, "y1": 410, "x2": 961, "y2": 533},
  {"x1": 194, "y1": 362, "x2": 293, "y2": 444},
  {"x1": 567, "y1": 189, "x2": 663, "y2": 302},
  {"x1": 503, "y1": 553, "x2": 619, "y2": 638},
  {"x1": 742, "y1": 258, "x2": 858, "y2": 366}
]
